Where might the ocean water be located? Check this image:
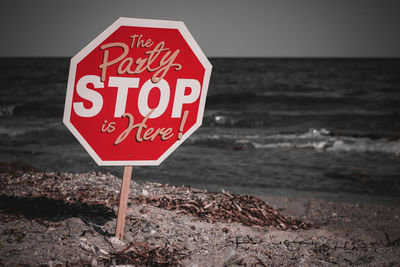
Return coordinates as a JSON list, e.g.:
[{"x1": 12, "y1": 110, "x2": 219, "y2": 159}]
[{"x1": 1, "y1": 57, "x2": 400, "y2": 204}]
